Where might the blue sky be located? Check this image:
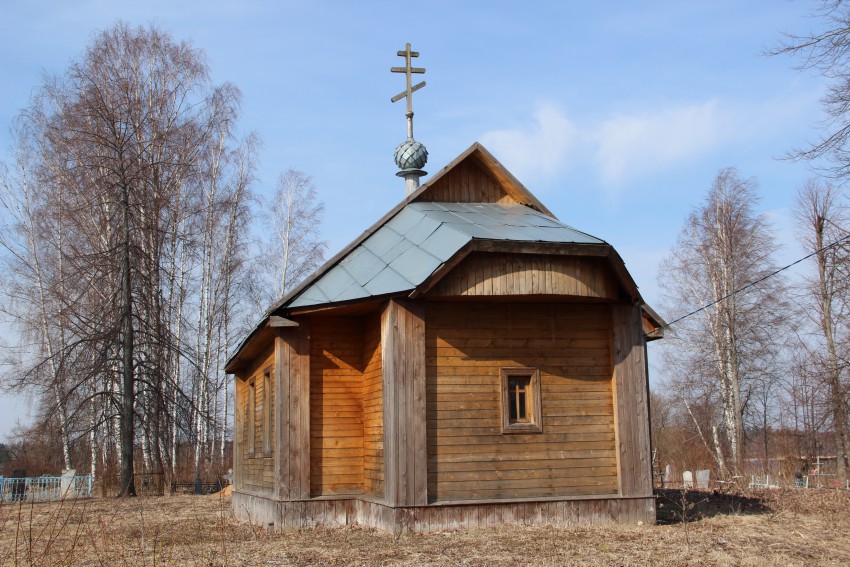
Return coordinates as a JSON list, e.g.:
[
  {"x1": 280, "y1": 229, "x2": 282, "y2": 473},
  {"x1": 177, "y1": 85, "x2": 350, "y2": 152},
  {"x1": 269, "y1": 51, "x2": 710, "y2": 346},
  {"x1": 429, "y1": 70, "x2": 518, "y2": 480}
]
[{"x1": 0, "y1": 1, "x2": 831, "y2": 438}]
